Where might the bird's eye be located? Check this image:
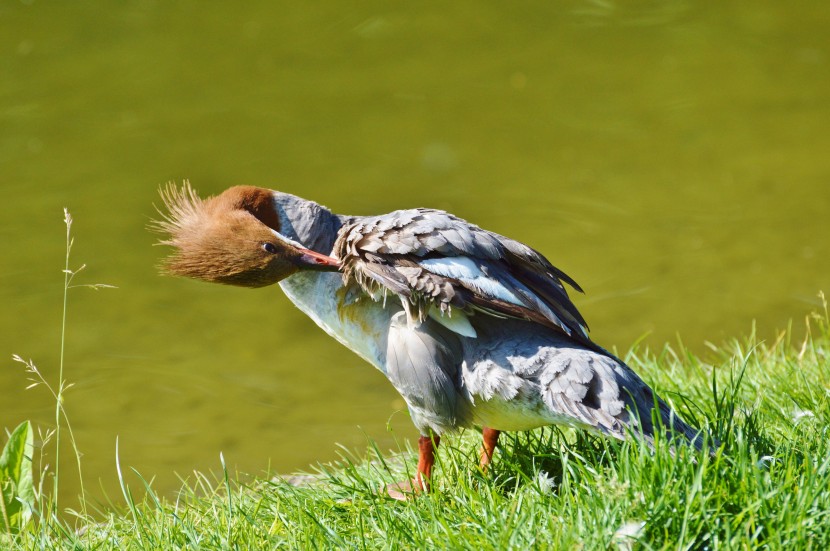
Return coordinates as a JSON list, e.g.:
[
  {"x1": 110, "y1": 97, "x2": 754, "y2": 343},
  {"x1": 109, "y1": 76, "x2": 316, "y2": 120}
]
[{"x1": 262, "y1": 242, "x2": 278, "y2": 254}]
